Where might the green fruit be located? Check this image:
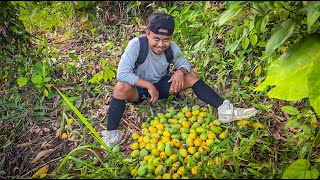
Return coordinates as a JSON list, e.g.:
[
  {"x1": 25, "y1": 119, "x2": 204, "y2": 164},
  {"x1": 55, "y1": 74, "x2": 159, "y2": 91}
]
[
  {"x1": 211, "y1": 126, "x2": 222, "y2": 134},
  {"x1": 182, "y1": 106, "x2": 190, "y2": 113},
  {"x1": 169, "y1": 109, "x2": 176, "y2": 116},
  {"x1": 200, "y1": 133, "x2": 208, "y2": 141},
  {"x1": 196, "y1": 127, "x2": 206, "y2": 133},
  {"x1": 147, "y1": 163, "x2": 155, "y2": 172},
  {"x1": 140, "y1": 148, "x2": 149, "y2": 158},
  {"x1": 159, "y1": 117, "x2": 167, "y2": 124},
  {"x1": 165, "y1": 113, "x2": 172, "y2": 118},
  {"x1": 137, "y1": 165, "x2": 147, "y2": 176},
  {"x1": 154, "y1": 164, "x2": 166, "y2": 176},
  {"x1": 176, "y1": 112, "x2": 185, "y2": 119},
  {"x1": 181, "y1": 133, "x2": 188, "y2": 140},
  {"x1": 213, "y1": 119, "x2": 221, "y2": 126},
  {"x1": 165, "y1": 144, "x2": 174, "y2": 156},
  {"x1": 192, "y1": 105, "x2": 200, "y2": 111},
  {"x1": 172, "y1": 124, "x2": 182, "y2": 129},
  {"x1": 171, "y1": 133, "x2": 181, "y2": 140},
  {"x1": 191, "y1": 122, "x2": 200, "y2": 129},
  {"x1": 157, "y1": 113, "x2": 166, "y2": 119},
  {"x1": 157, "y1": 143, "x2": 165, "y2": 152},
  {"x1": 131, "y1": 150, "x2": 140, "y2": 158}
]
